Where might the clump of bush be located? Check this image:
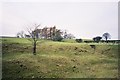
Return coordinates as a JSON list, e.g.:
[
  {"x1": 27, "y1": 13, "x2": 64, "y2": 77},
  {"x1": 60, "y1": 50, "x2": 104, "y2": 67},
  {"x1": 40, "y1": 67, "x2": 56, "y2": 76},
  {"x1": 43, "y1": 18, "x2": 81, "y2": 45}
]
[
  {"x1": 53, "y1": 34, "x2": 63, "y2": 41},
  {"x1": 75, "y1": 39, "x2": 82, "y2": 43}
]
